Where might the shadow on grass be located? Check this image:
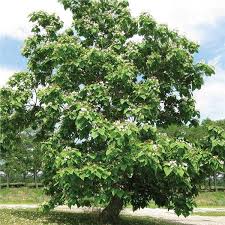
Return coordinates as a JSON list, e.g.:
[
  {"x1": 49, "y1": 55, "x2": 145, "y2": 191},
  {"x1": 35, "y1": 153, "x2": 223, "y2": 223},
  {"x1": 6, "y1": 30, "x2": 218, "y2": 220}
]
[
  {"x1": 9, "y1": 210, "x2": 97, "y2": 225},
  {"x1": 8, "y1": 209, "x2": 185, "y2": 225}
]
